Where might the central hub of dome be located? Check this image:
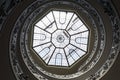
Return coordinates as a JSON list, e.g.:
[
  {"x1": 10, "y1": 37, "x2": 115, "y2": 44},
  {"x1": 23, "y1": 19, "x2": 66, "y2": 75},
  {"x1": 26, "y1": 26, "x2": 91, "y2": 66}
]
[
  {"x1": 52, "y1": 30, "x2": 69, "y2": 48},
  {"x1": 57, "y1": 35, "x2": 65, "y2": 43}
]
